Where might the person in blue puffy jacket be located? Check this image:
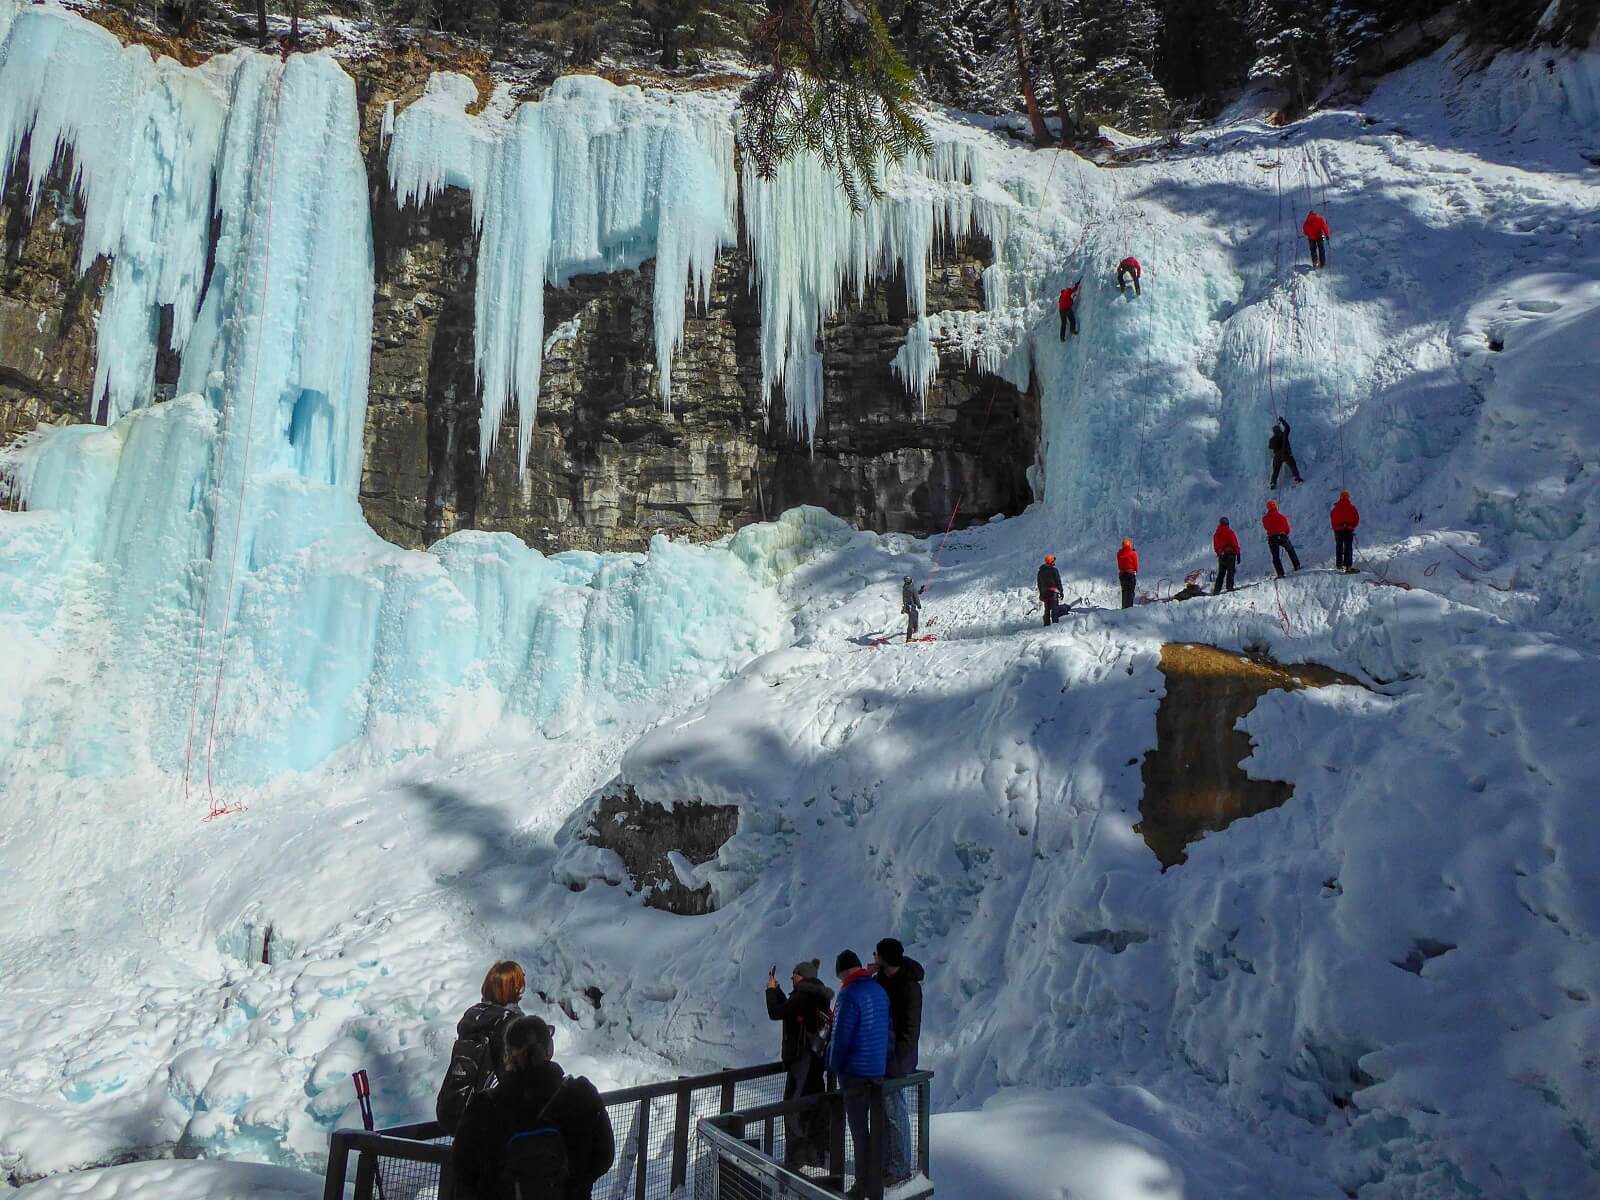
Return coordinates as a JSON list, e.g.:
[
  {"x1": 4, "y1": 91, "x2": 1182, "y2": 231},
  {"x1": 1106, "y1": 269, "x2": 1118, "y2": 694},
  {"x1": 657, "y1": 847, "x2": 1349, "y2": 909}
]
[{"x1": 827, "y1": 949, "x2": 890, "y2": 1193}]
